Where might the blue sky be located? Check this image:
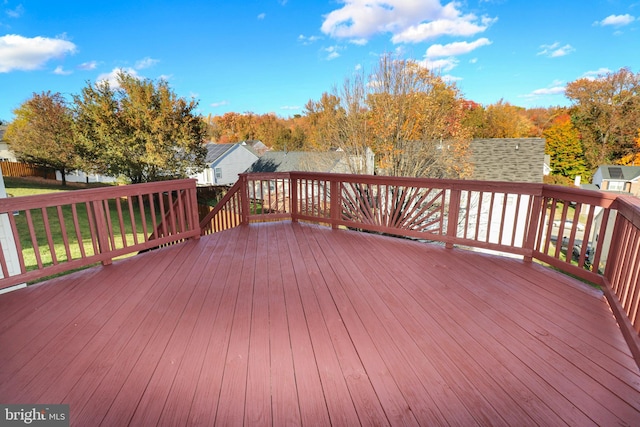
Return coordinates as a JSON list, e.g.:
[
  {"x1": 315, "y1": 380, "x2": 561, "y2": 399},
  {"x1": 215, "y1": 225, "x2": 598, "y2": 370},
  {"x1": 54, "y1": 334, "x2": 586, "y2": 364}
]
[{"x1": 1, "y1": 0, "x2": 639, "y2": 122}]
